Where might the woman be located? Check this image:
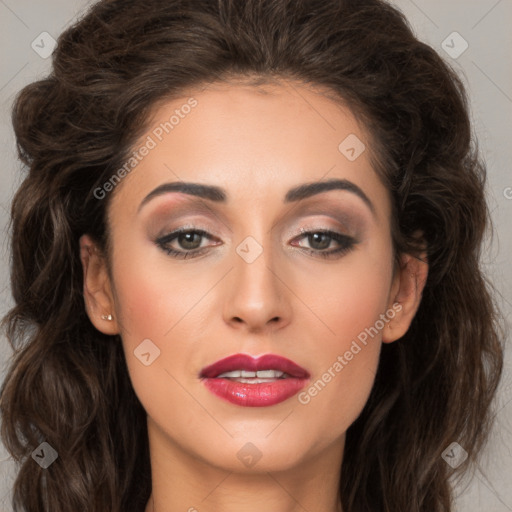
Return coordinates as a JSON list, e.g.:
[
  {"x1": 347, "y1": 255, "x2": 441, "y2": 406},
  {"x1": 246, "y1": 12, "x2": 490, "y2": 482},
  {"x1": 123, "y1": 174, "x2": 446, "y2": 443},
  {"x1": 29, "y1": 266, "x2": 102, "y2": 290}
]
[{"x1": 0, "y1": 0, "x2": 504, "y2": 511}]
